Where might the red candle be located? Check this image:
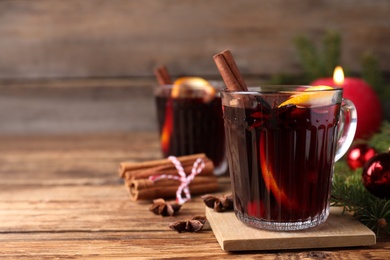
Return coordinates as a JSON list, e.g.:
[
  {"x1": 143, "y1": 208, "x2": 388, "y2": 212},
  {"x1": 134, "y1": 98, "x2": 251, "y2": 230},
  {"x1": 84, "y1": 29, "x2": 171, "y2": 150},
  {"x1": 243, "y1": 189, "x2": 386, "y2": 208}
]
[{"x1": 311, "y1": 66, "x2": 383, "y2": 140}]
